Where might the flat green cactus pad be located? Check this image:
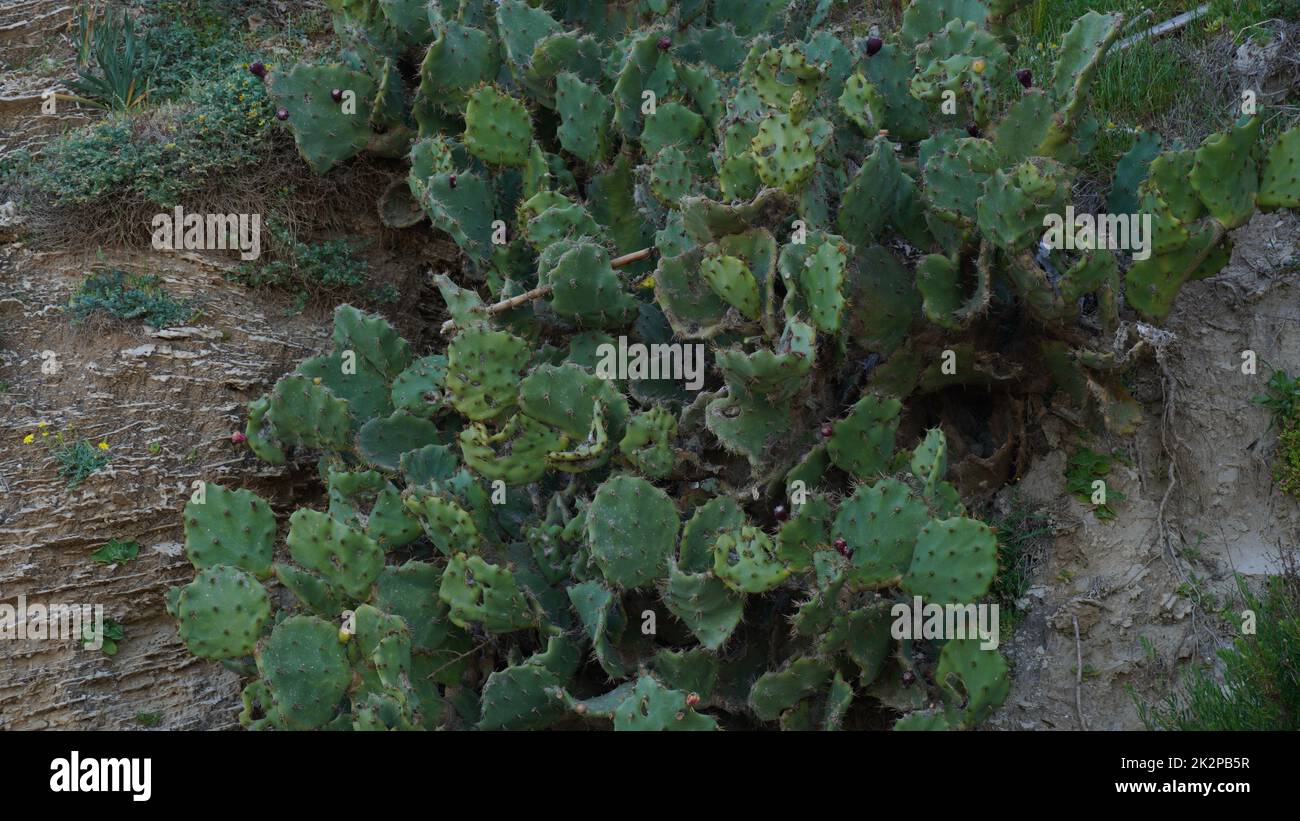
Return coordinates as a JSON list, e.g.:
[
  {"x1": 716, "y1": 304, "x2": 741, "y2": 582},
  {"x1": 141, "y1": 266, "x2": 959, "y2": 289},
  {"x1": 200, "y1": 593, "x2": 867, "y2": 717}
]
[
  {"x1": 183, "y1": 484, "x2": 276, "y2": 577},
  {"x1": 177, "y1": 565, "x2": 271, "y2": 659},
  {"x1": 587, "y1": 474, "x2": 679, "y2": 589}
]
